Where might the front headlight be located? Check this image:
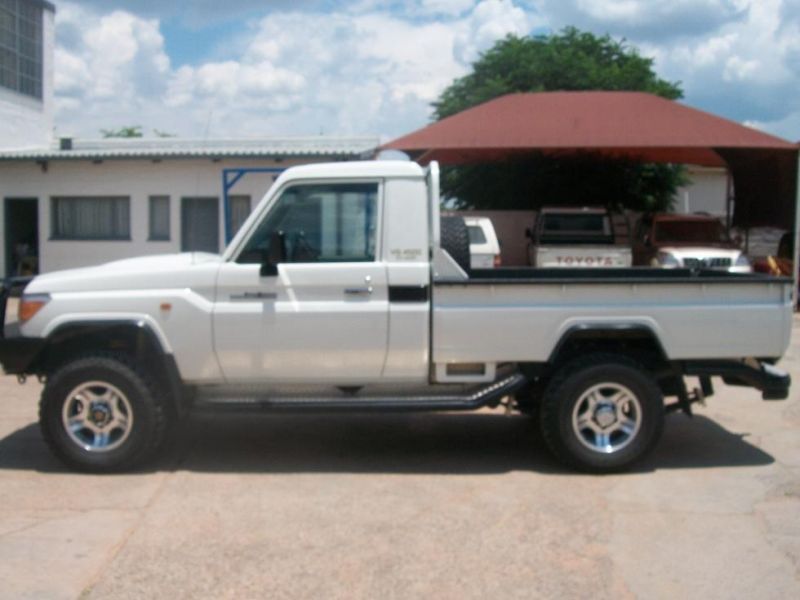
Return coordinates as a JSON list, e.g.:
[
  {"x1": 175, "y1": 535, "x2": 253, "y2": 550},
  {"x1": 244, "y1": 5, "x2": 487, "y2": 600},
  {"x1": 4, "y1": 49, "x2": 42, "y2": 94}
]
[{"x1": 654, "y1": 252, "x2": 680, "y2": 268}]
